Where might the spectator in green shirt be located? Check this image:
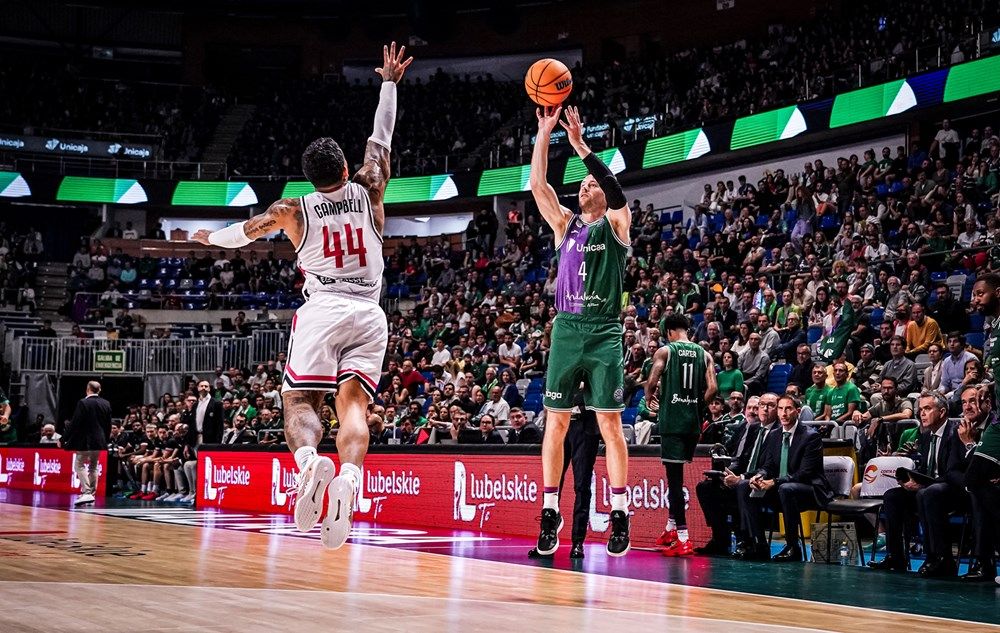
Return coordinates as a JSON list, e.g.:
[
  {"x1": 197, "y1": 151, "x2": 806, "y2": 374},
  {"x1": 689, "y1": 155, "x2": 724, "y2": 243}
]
[
  {"x1": 716, "y1": 350, "x2": 745, "y2": 400},
  {"x1": 804, "y1": 363, "x2": 833, "y2": 420},
  {"x1": 828, "y1": 361, "x2": 862, "y2": 423}
]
